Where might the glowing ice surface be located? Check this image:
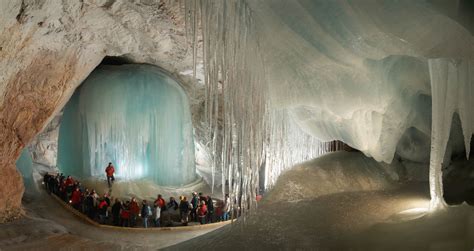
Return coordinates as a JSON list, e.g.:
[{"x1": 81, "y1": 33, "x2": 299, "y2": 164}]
[
  {"x1": 16, "y1": 148, "x2": 34, "y2": 191},
  {"x1": 57, "y1": 65, "x2": 196, "y2": 186}
]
